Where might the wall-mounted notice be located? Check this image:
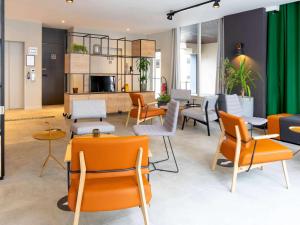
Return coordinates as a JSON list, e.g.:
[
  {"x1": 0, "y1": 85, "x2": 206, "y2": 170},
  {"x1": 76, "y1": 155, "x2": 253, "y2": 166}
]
[
  {"x1": 26, "y1": 55, "x2": 35, "y2": 66},
  {"x1": 28, "y1": 47, "x2": 38, "y2": 55}
]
